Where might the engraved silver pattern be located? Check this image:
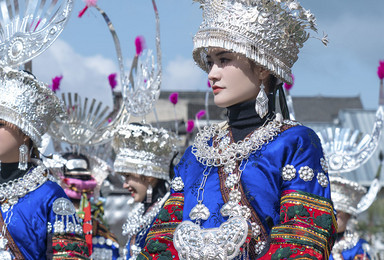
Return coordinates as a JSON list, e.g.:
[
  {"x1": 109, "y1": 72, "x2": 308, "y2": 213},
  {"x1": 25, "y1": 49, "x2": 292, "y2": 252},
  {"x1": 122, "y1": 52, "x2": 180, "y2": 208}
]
[
  {"x1": 0, "y1": 67, "x2": 65, "y2": 147},
  {"x1": 174, "y1": 217, "x2": 249, "y2": 260},
  {"x1": 193, "y1": 0, "x2": 325, "y2": 84},
  {"x1": 112, "y1": 124, "x2": 178, "y2": 181}
]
